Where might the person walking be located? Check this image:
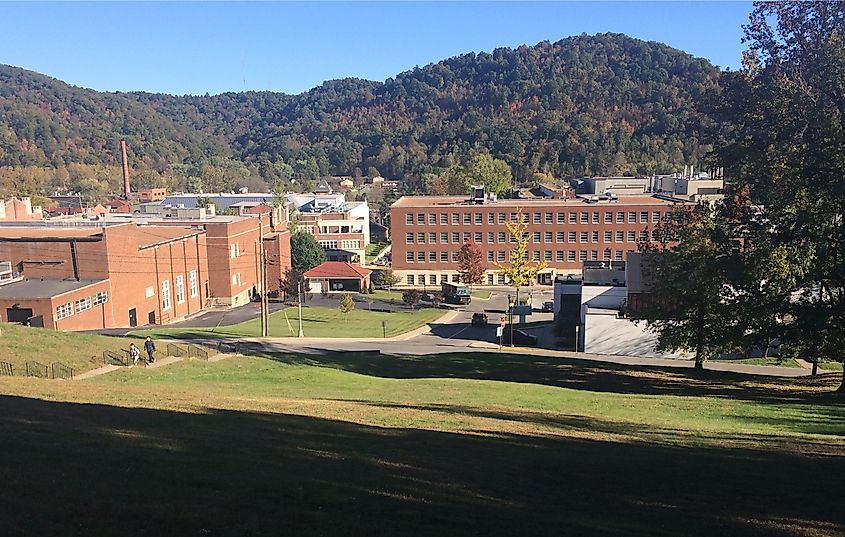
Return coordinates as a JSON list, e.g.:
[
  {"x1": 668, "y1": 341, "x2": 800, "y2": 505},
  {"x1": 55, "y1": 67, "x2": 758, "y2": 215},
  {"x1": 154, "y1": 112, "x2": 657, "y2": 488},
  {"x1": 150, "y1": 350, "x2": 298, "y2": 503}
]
[
  {"x1": 129, "y1": 343, "x2": 141, "y2": 366},
  {"x1": 144, "y1": 337, "x2": 156, "y2": 364}
]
